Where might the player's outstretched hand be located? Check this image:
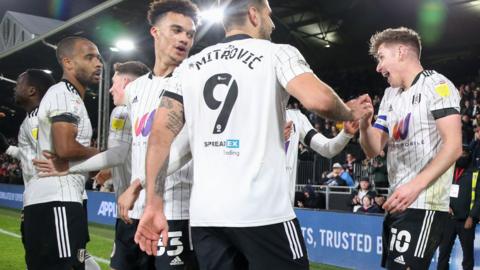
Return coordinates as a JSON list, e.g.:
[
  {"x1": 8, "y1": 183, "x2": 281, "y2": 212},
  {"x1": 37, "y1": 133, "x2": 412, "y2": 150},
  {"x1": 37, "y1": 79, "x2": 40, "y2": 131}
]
[
  {"x1": 93, "y1": 169, "x2": 112, "y2": 186},
  {"x1": 343, "y1": 120, "x2": 359, "y2": 135},
  {"x1": 117, "y1": 180, "x2": 141, "y2": 224},
  {"x1": 346, "y1": 94, "x2": 373, "y2": 121},
  {"x1": 135, "y1": 198, "x2": 168, "y2": 256},
  {"x1": 383, "y1": 181, "x2": 422, "y2": 213},
  {"x1": 32, "y1": 151, "x2": 69, "y2": 177}
]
